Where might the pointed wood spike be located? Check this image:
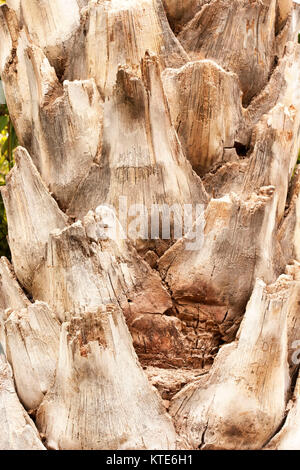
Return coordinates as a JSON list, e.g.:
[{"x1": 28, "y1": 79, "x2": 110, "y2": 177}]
[
  {"x1": 32, "y1": 206, "x2": 172, "y2": 323},
  {"x1": 162, "y1": 0, "x2": 207, "y2": 34},
  {"x1": 20, "y1": 0, "x2": 80, "y2": 73},
  {"x1": 266, "y1": 371, "x2": 300, "y2": 450},
  {"x1": 278, "y1": 167, "x2": 300, "y2": 265},
  {"x1": 66, "y1": 0, "x2": 189, "y2": 96},
  {"x1": 5, "y1": 301, "x2": 60, "y2": 411},
  {"x1": 276, "y1": 0, "x2": 293, "y2": 34},
  {"x1": 0, "y1": 4, "x2": 14, "y2": 75},
  {"x1": 0, "y1": 349, "x2": 45, "y2": 450},
  {"x1": 159, "y1": 187, "x2": 282, "y2": 345},
  {"x1": 68, "y1": 52, "x2": 208, "y2": 250},
  {"x1": 1, "y1": 147, "x2": 68, "y2": 291},
  {"x1": 169, "y1": 275, "x2": 290, "y2": 450},
  {"x1": 36, "y1": 305, "x2": 178, "y2": 450}
]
